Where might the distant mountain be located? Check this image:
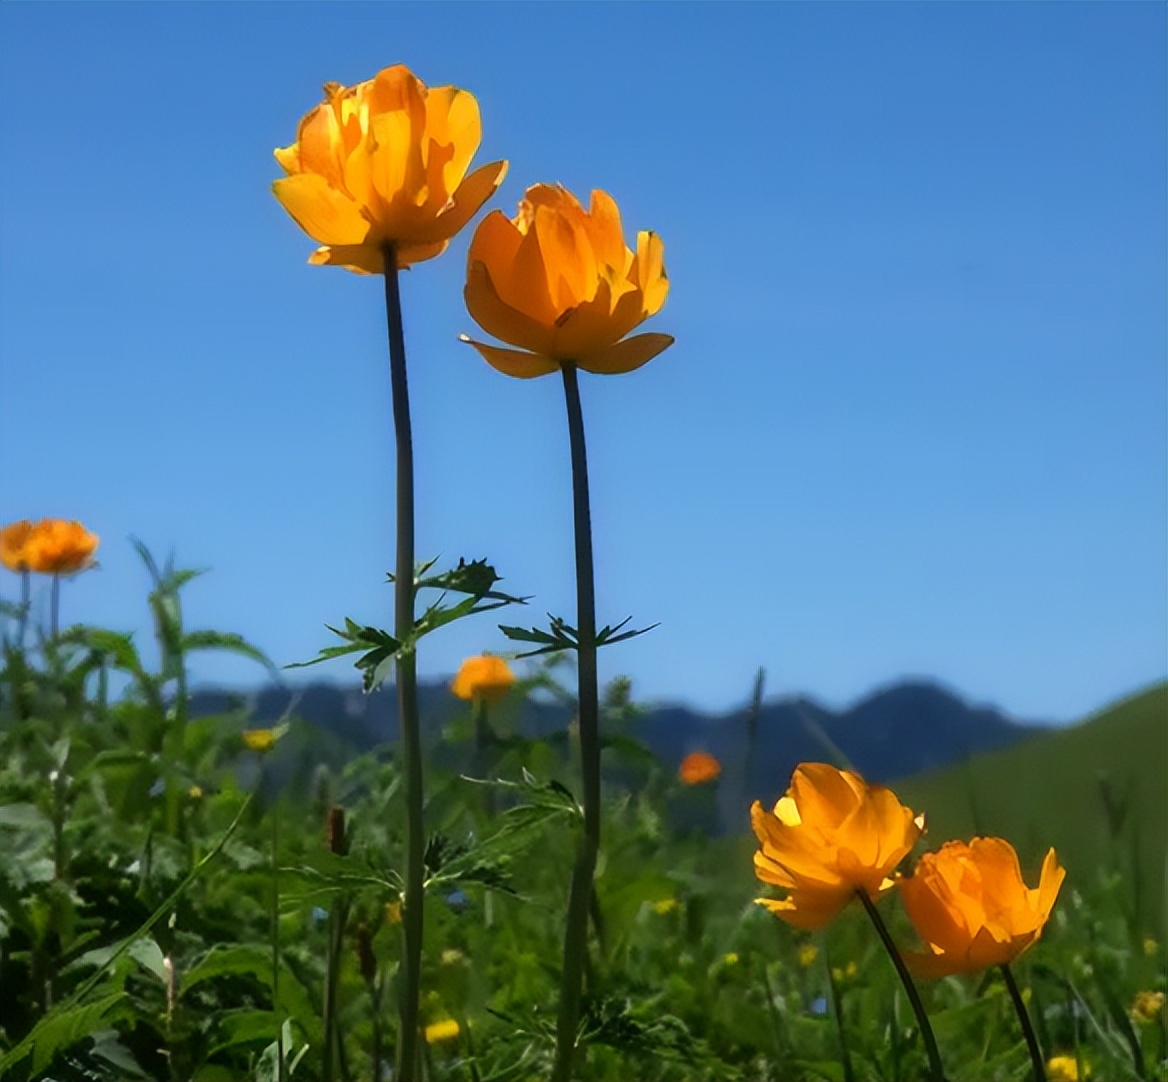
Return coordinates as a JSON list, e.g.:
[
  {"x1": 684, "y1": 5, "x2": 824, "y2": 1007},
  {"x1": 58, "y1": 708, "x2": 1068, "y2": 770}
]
[{"x1": 188, "y1": 677, "x2": 1043, "y2": 826}]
